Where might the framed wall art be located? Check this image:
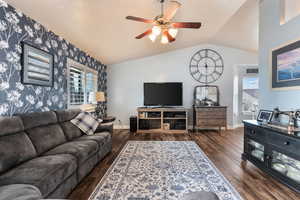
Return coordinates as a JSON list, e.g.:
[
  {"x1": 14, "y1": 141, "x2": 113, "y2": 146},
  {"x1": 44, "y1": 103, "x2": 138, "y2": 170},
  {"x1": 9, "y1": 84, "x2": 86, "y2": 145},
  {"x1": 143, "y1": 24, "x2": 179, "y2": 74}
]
[
  {"x1": 257, "y1": 110, "x2": 273, "y2": 123},
  {"x1": 272, "y1": 40, "x2": 300, "y2": 89},
  {"x1": 22, "y1": 42, "x2": 54, "y2": 87}
]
